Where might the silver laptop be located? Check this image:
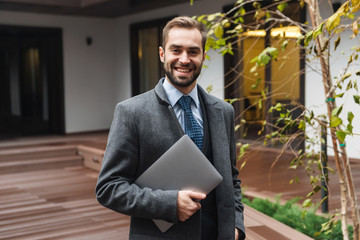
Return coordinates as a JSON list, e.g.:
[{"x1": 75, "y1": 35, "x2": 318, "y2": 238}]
[{"x1": 135, "y1": 135, "x2": 223, "y2": 233}]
